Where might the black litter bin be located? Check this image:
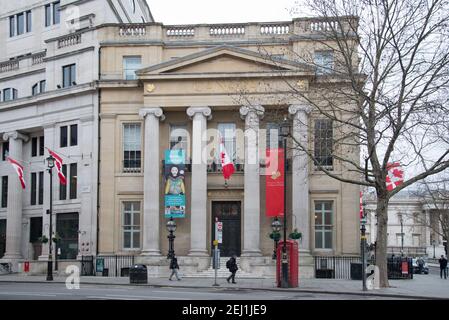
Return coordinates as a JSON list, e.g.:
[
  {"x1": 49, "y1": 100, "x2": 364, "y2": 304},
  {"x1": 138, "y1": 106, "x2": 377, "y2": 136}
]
[
  {"x1": 129, "y1": 264, "x2": 148, "y2": 284},
  {"x1": 350, "y1": 263, "x2": 363, "y2": 280}
]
